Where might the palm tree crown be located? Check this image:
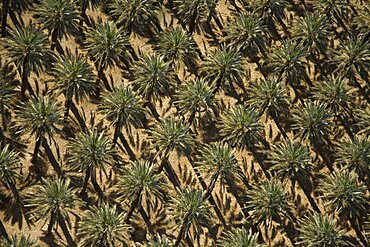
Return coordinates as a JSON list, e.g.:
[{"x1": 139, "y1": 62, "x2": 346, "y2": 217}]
[
  {"x1": 0, "y1": 234, "x2": 40, "y2": 247},
  {"x1": 0, "y1": 145, "x2": 21, "y2": 190},
  {"x1": 78, "y1": 203, "x2": 131, "y2": 247},
  {"x1": 218, "y1": 228, "x2": 266, "y2": 247}
]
